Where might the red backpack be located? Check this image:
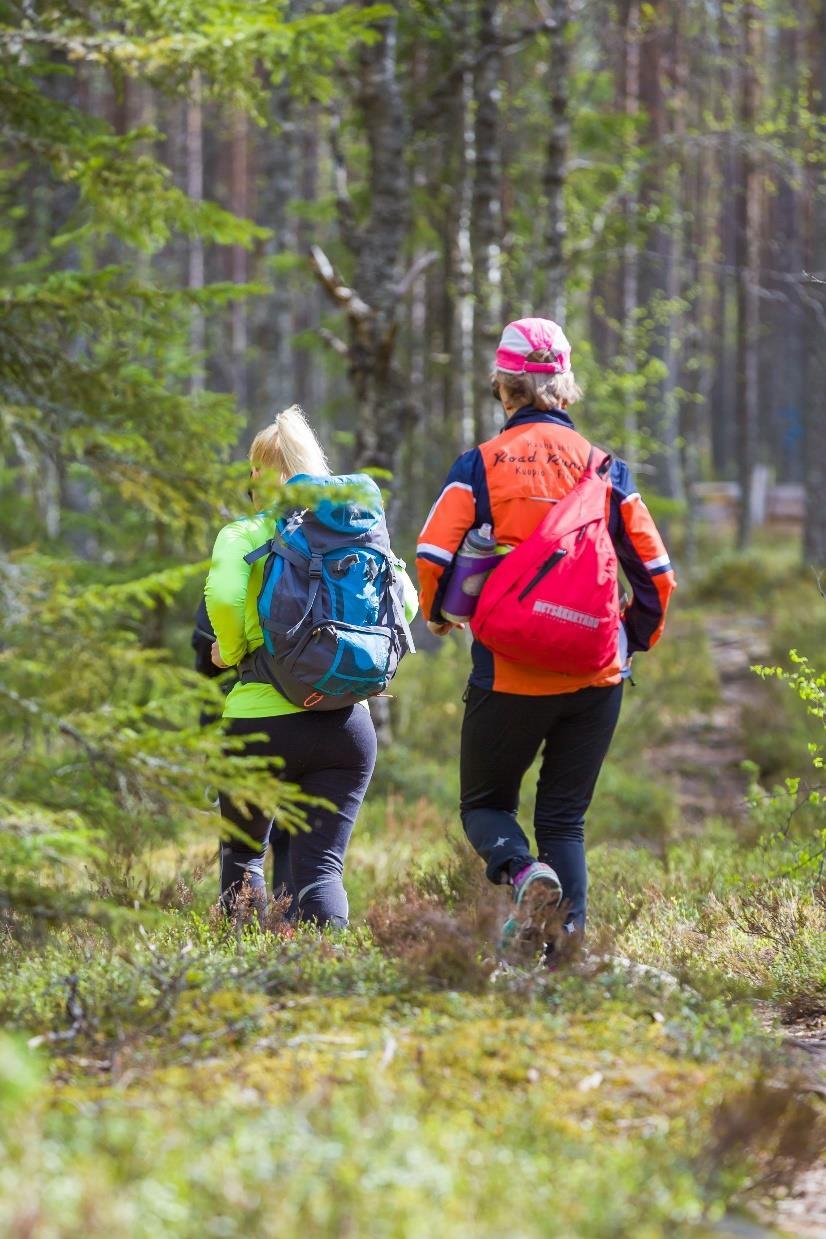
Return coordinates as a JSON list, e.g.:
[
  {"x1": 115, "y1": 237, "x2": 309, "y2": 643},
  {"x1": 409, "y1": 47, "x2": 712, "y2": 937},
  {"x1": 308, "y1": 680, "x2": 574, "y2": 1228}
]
[{"x1": 470, "y1": 450, "x2": 620, "y2": 675}]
